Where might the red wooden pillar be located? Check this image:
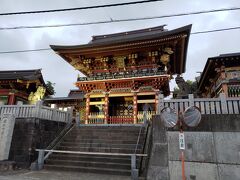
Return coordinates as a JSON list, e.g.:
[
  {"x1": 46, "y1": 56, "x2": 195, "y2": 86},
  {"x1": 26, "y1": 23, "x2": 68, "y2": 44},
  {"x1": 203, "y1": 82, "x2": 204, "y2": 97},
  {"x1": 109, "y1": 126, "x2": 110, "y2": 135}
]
[
  {"x1": 155, "y1": 91, "x2": 159, "y2": 114},
  {"x1": 8, "y1": 93, "x2": 15, "y2": 105},
  {"x1": 104, "y1": 93, "x2": 109, "y2": 124},
  {"x1": 133, "y1": 92, "x2": 138, "y2": 124},
  {"x1": 85, "y1": 94, "x2": 90, "y2": 124}
]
